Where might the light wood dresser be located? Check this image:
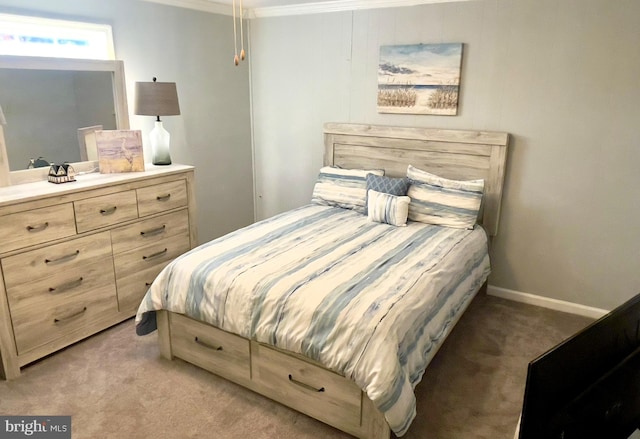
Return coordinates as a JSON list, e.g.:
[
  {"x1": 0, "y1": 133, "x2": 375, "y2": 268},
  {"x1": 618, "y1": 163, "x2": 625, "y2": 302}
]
[{"x1": 0, "y1": 164, "x2": 196, "y2": 379}]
